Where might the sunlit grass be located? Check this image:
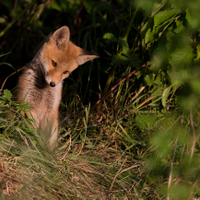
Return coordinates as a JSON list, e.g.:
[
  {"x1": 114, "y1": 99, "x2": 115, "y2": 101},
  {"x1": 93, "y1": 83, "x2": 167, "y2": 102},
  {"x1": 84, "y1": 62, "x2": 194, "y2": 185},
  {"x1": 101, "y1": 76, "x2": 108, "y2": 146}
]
[{"x1": 0, "y1": 89, "x2": 155, "y2": 199}]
